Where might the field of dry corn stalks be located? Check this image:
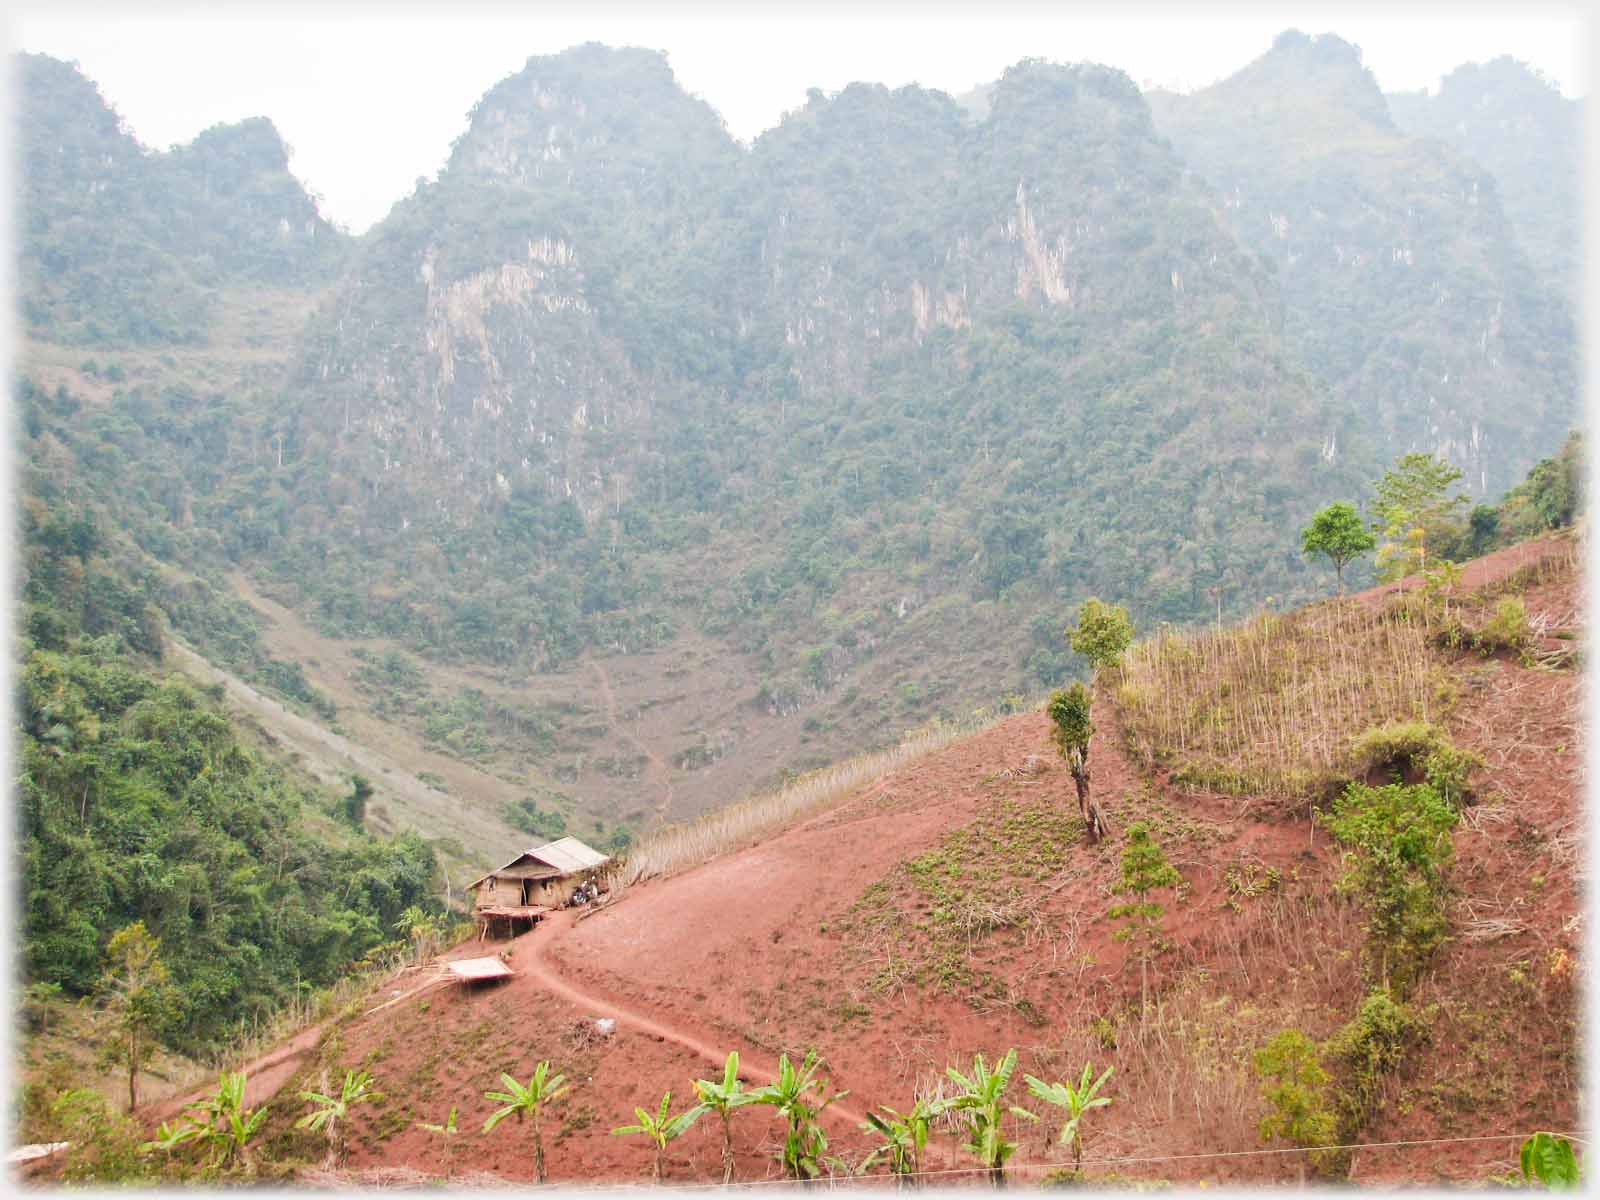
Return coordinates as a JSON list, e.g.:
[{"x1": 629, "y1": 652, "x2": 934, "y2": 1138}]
[
  {"x1": 1113, "y1": 597, "x2": 1439, "y2": 797},
  {"x1": 618, "y1": 709, "x2": 1019, "y2": 886}
]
